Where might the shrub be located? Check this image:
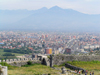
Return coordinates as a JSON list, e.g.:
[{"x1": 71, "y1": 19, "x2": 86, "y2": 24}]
[
  {"x1": 3, "y1": 53, "x2": 15, "y2": 56},
  {"x1": 14, "y1": 62, "x2": 16, "y2": 65},
  {"x1": 47, "y1": 56, "x2": 50, "y2": 59},
  {"x1": 27, "y1": 61, "x2": 32, "y2": 65}
]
